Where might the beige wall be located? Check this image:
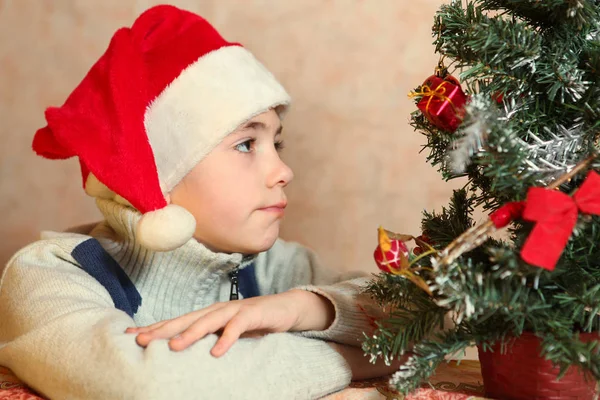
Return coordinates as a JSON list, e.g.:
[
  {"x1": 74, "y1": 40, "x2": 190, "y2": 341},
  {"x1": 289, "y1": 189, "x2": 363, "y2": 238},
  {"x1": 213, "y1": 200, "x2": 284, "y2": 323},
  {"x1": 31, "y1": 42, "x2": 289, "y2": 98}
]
[{"x1": 0, "y1": 0, "x2": 462, "y2": 274}]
